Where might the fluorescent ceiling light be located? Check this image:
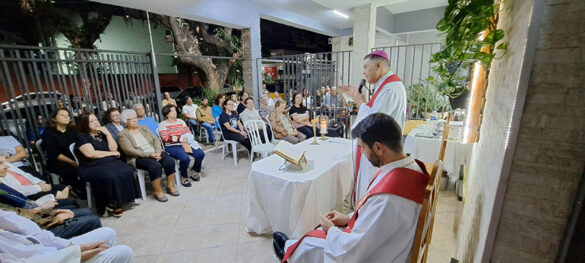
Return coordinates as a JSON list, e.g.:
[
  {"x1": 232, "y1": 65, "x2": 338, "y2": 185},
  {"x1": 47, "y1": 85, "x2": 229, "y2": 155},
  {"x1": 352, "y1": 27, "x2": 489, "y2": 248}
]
[{"x1": 333, "y1": 10, "x2": 349, "y2": 19}]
